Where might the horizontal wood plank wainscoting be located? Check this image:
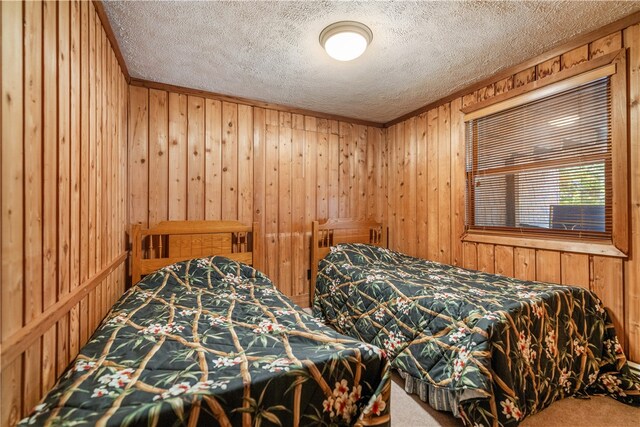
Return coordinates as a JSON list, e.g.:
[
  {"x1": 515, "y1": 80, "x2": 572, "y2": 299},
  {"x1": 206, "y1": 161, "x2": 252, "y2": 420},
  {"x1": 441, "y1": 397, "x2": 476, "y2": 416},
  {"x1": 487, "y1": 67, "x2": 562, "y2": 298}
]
[
  {"x1": 1, "y1": 1, "x2": 129, "y2": 425},
  {"x1": 384, "y1": 27, "x2": 640, "y2": 363},
  {"x1": 127, "y1": 83, "x2": 386, "y2": 307}
]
